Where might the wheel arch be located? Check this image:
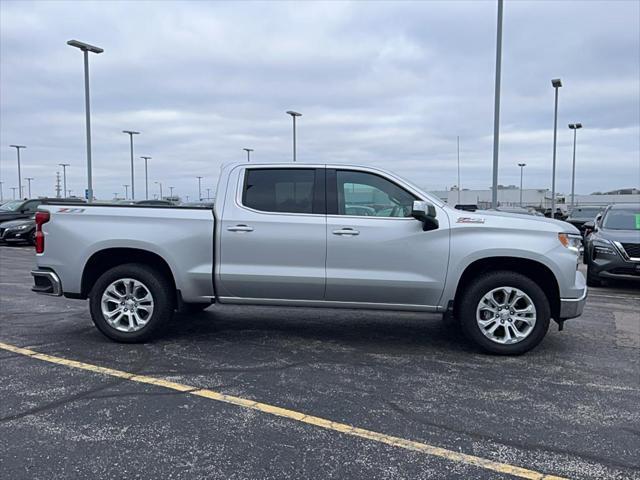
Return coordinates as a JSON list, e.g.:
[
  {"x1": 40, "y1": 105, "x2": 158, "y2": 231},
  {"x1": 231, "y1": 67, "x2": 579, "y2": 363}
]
[
  {"x1": 81, "y1": 247, "x2": 177, "y2": 301},
  {"x1": 452, "y1": 257, "x2": 561, "y2": 320}
]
